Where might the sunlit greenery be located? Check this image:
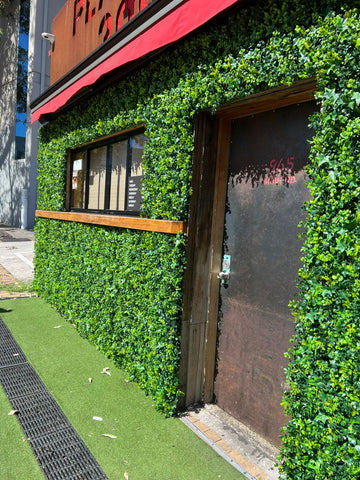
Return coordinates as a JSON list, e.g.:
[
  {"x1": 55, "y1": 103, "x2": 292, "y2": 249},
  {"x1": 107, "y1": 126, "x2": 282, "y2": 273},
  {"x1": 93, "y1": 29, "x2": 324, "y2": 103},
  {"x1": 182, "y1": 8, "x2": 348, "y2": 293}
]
[{"x1": 34, "y1": 4, "x2": 360, "y2": 478}]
